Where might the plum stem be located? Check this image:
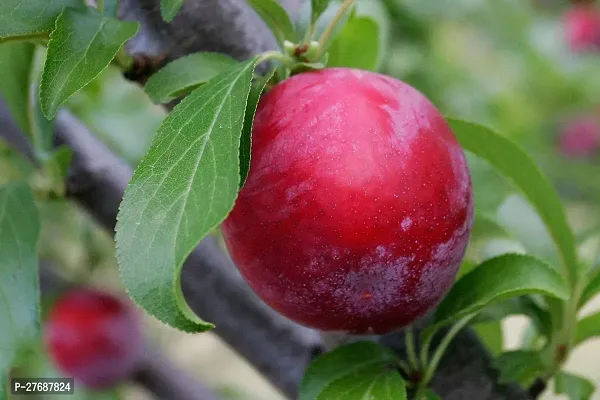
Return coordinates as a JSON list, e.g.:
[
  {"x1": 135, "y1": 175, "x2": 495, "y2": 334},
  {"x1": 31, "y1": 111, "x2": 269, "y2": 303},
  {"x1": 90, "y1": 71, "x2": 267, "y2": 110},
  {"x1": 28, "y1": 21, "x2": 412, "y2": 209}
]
[
  {"x1": 421, "y1": 315, "x2": 475, "y2": 387},
  {"x1": 314, "y1": 0, "x2": 355, "y2": 60},
  {"x1": 256, "y1": 51, "x2": 295, "y2": 68},
  {"x1": 405, "y1": 327, "x2": 420, "y2": 371},
  {"x1": 397, "y1": 359, "x2": 411, "y2": 376},
  {"x1": 302, "y1": 23, "x2": 316, "y2": 46}
]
